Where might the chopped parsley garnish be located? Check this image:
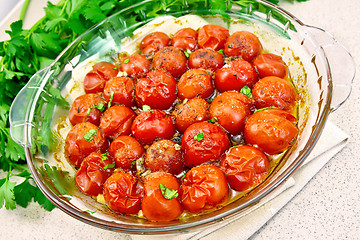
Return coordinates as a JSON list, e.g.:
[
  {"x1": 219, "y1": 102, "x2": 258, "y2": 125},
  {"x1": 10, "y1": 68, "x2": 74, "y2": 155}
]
[
  {"x1": 87, "y1": 102, "x2": 106, "y2": 114},
  {"x1": 254, "y1": 106, "x2": 277, "y2": 113},
  {"x1": 217, "y1": 49, "x2": 224, "y2": 54},
  {"x1": 193, "y1": 132, "x2": 204, "y2": 141},
  {"x1": 184, "y1": 49, "x2": 191, "y2": 58},
  {"x1": 124, "y1": 58, "x2": 130, "y2": 64},
  {"x1": 84, "y1": 129, "x2": 97, "y2": 142},
  {"x1": 103, "y1": 163, "x2": 116, "y2": 170},
  {"x1": 142, "y1": 105, "x2": 152, "y2": 112},
  {"x1": 240, "y1": 85, "x2": 252, "y2": 98},
  {"x1": 107, "y1": 91, "x2": 115, "y2": 108},
  {"x1": 205, "y1": 117, "x2": 218, "y2": 123},
  {"x1": 101, "y1": 152, "x2": 109, "y2": 161},
  {"x1": 159, "y1": 184, "x2": 179, "y2": 199}
]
